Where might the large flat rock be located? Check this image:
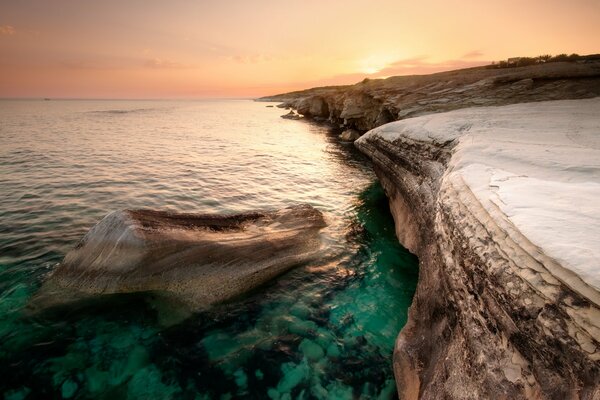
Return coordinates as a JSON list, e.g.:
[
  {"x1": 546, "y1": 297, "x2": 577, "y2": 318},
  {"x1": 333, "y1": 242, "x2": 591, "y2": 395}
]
[
  {"x1": 356, "y1": 98, "x2": 600, "y2": 399},
  {"x1": 366, "y1": 98, "x2": 600, "y2": 300},
  {"x1": 33, "y1": 204, "x2": 326, "y2": 310}
]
